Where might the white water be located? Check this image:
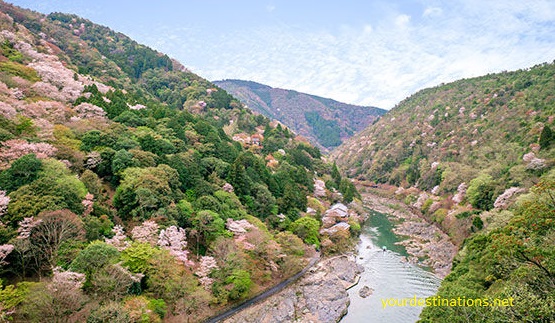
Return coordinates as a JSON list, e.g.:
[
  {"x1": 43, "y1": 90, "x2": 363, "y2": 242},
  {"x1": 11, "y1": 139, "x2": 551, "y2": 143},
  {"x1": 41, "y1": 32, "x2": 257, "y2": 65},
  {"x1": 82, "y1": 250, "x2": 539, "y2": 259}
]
[{"x1": 341, "y1": 210, "x2": 441, "y2": 323}]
